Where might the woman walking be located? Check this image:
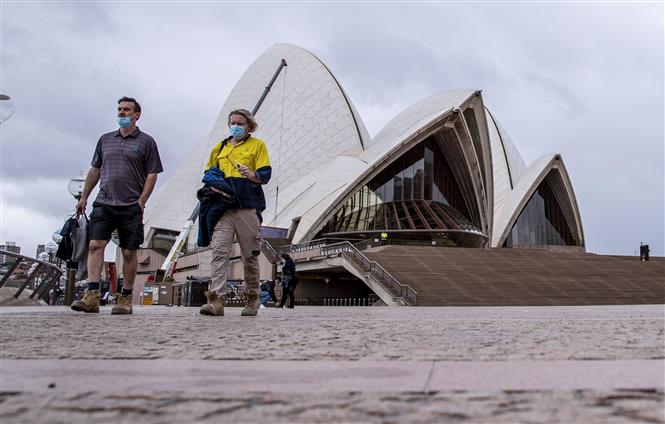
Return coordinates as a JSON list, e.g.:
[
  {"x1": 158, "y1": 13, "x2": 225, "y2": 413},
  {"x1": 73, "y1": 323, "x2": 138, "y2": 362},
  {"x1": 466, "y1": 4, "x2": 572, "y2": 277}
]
[{"x1": 199, "y1": 109, "x2": 271, "y2": 316}]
